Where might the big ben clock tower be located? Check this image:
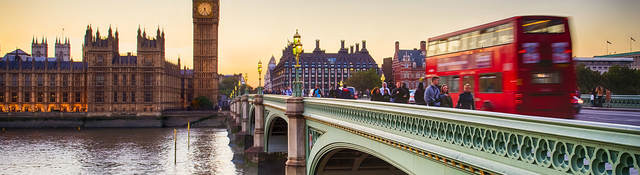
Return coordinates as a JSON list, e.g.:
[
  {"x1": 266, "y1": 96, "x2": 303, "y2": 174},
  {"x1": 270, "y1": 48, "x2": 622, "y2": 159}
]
[{"x1": 193, "y1": 0, "x2": 219, "y2": 104}]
